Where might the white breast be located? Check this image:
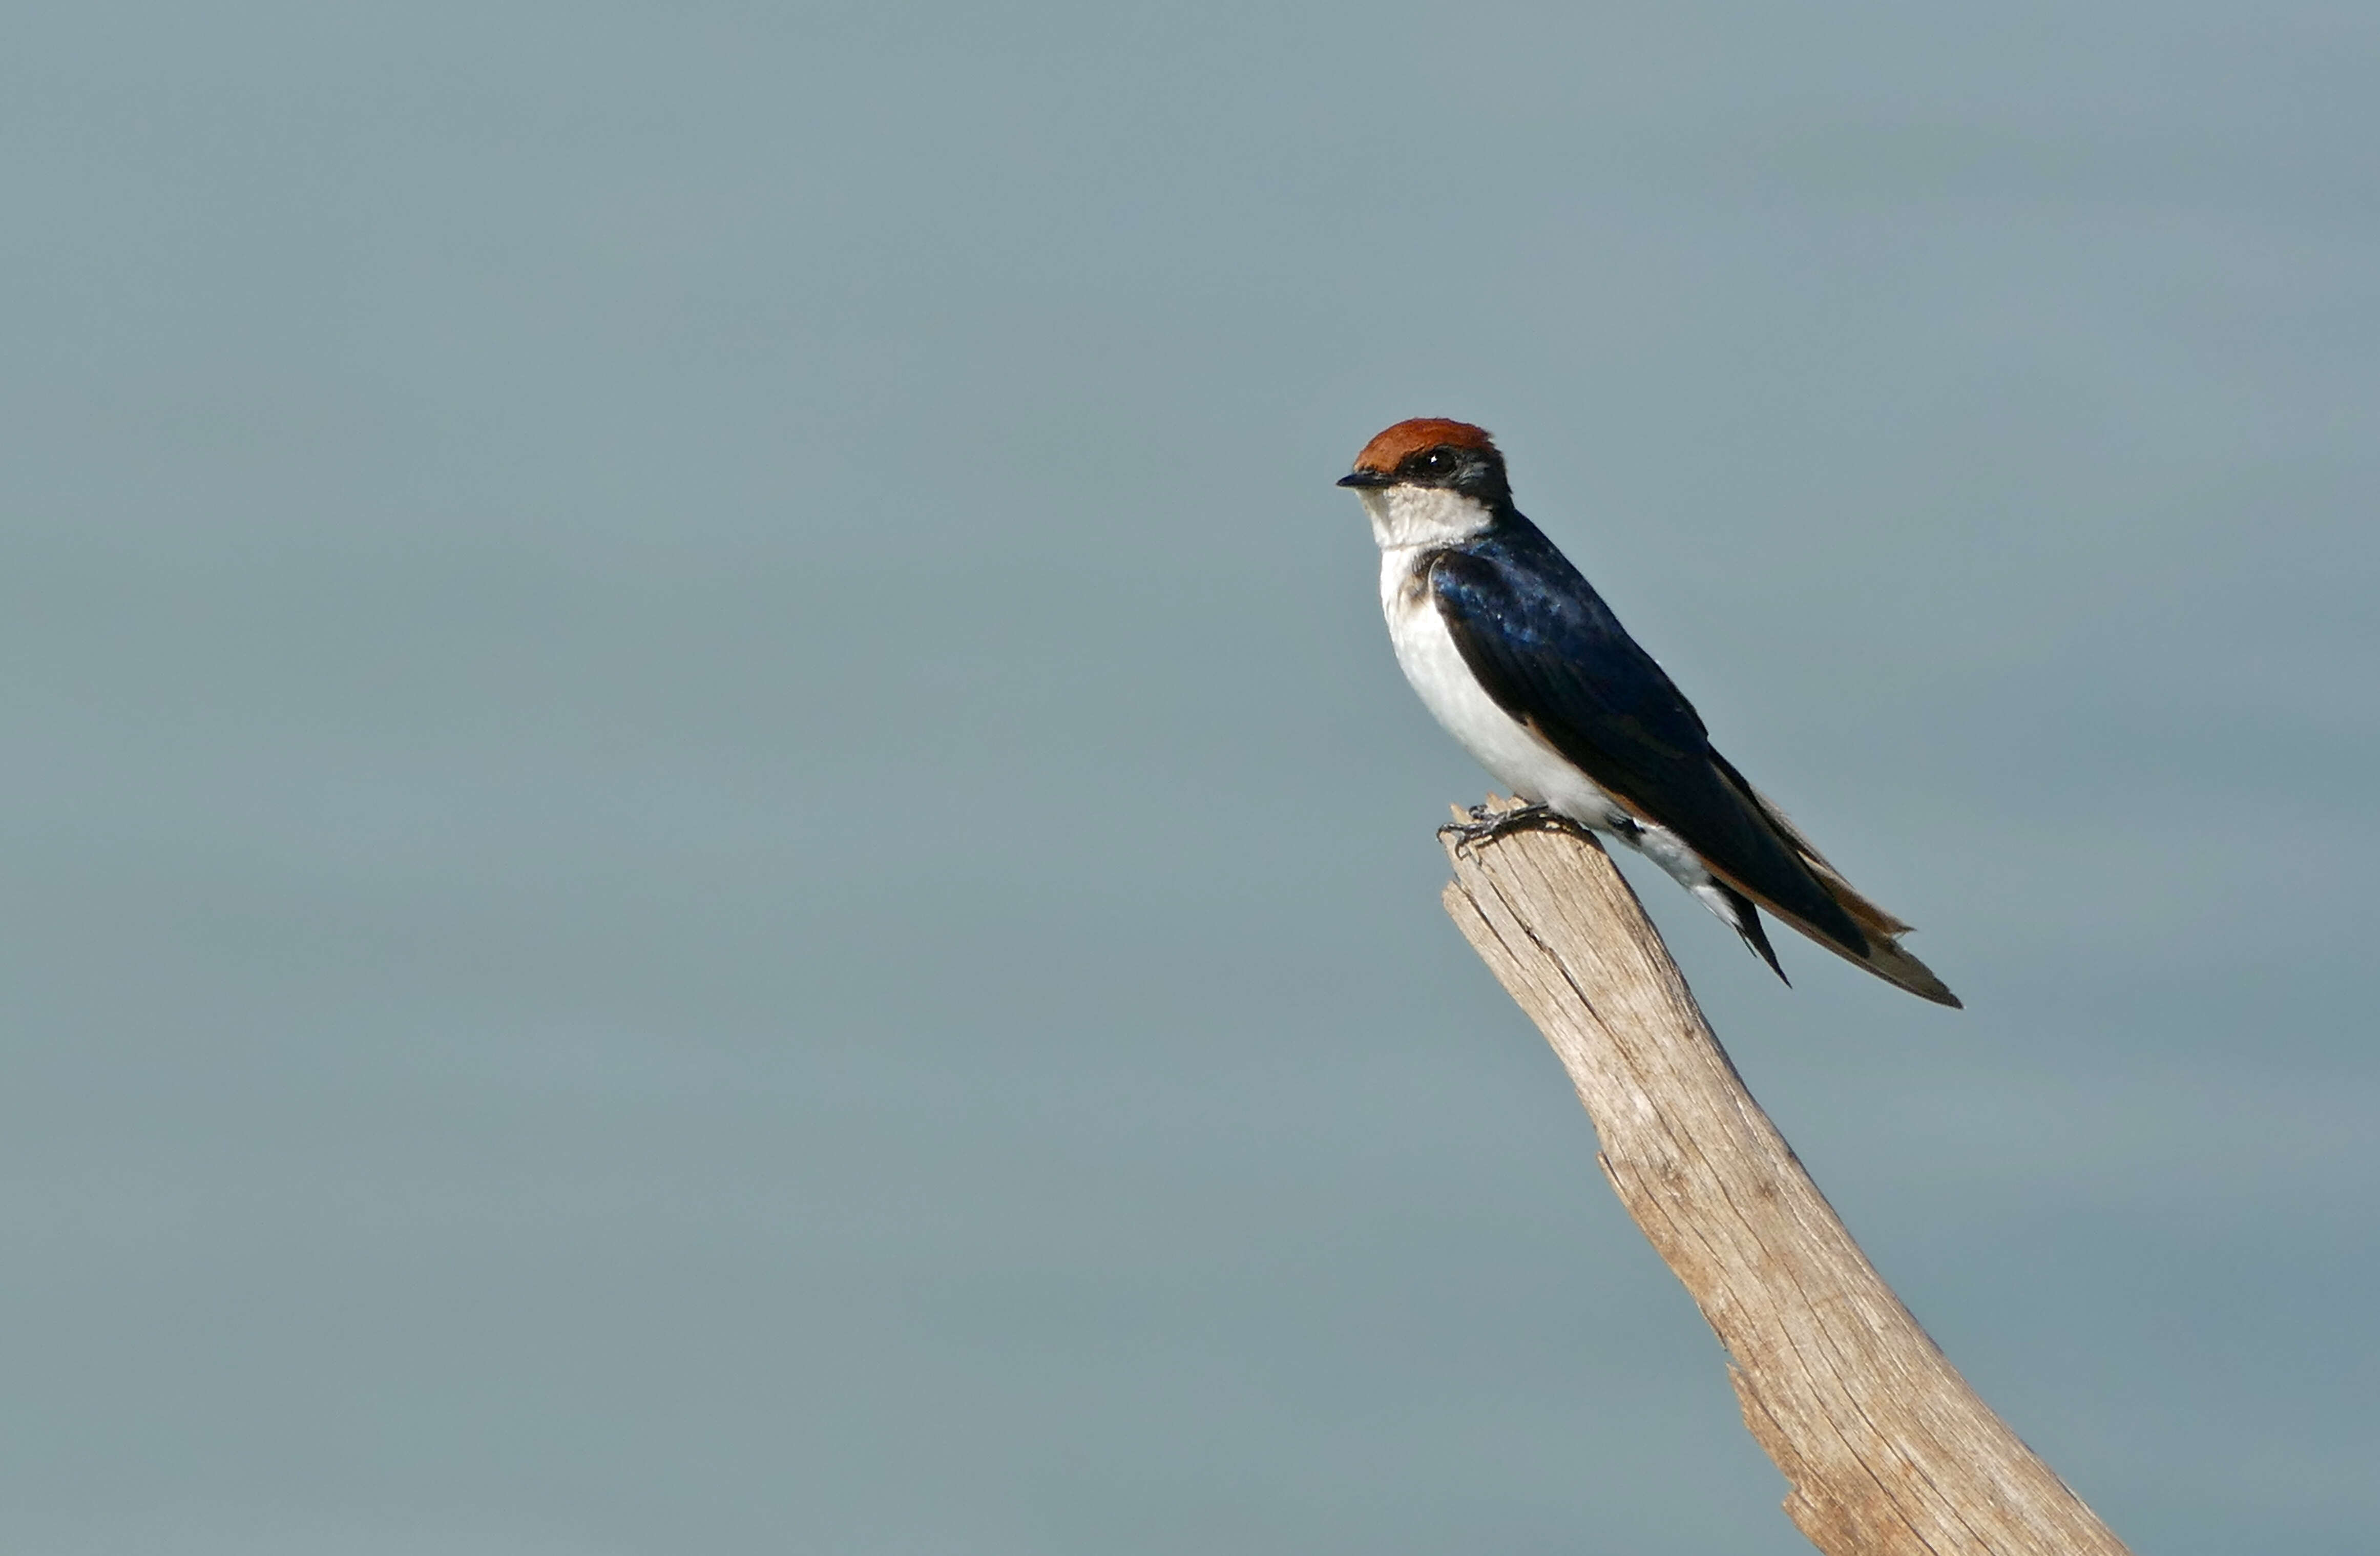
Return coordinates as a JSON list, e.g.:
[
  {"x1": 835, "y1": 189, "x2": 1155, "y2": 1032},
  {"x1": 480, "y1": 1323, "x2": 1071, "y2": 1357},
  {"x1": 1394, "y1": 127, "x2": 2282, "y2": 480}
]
[{"x1": 1377, "y1": 546, "x2": 1629, "y2": 832}]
